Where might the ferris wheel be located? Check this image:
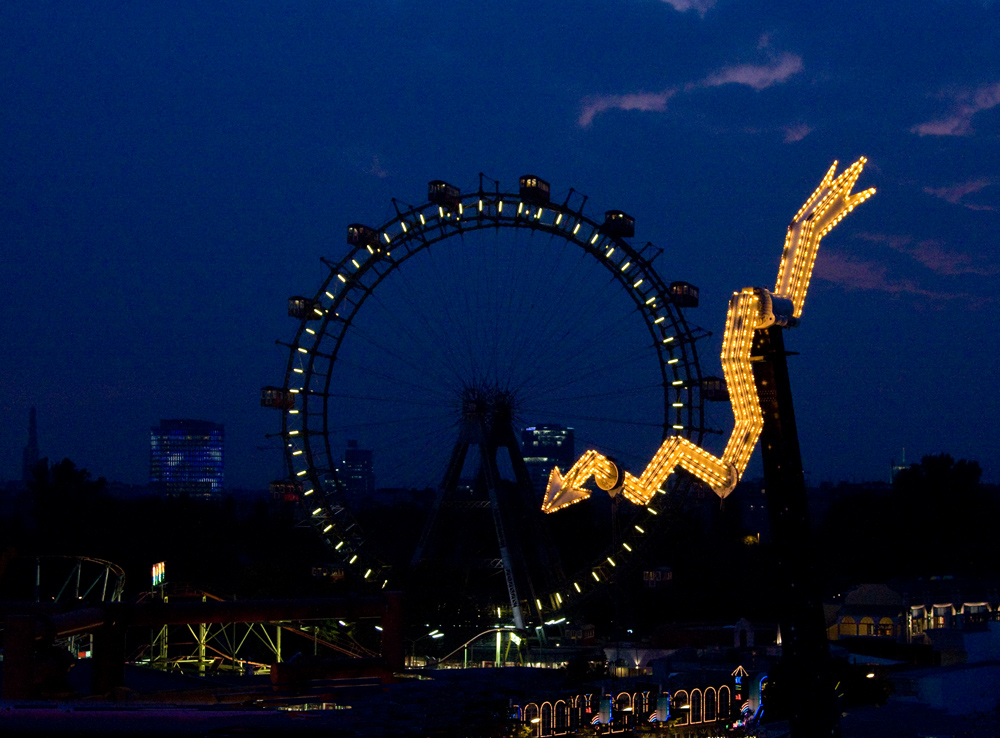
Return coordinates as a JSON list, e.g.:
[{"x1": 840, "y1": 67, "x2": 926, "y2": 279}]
[{"x1": 263, "y1": 174, "x2": 713, "y2": 625}]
